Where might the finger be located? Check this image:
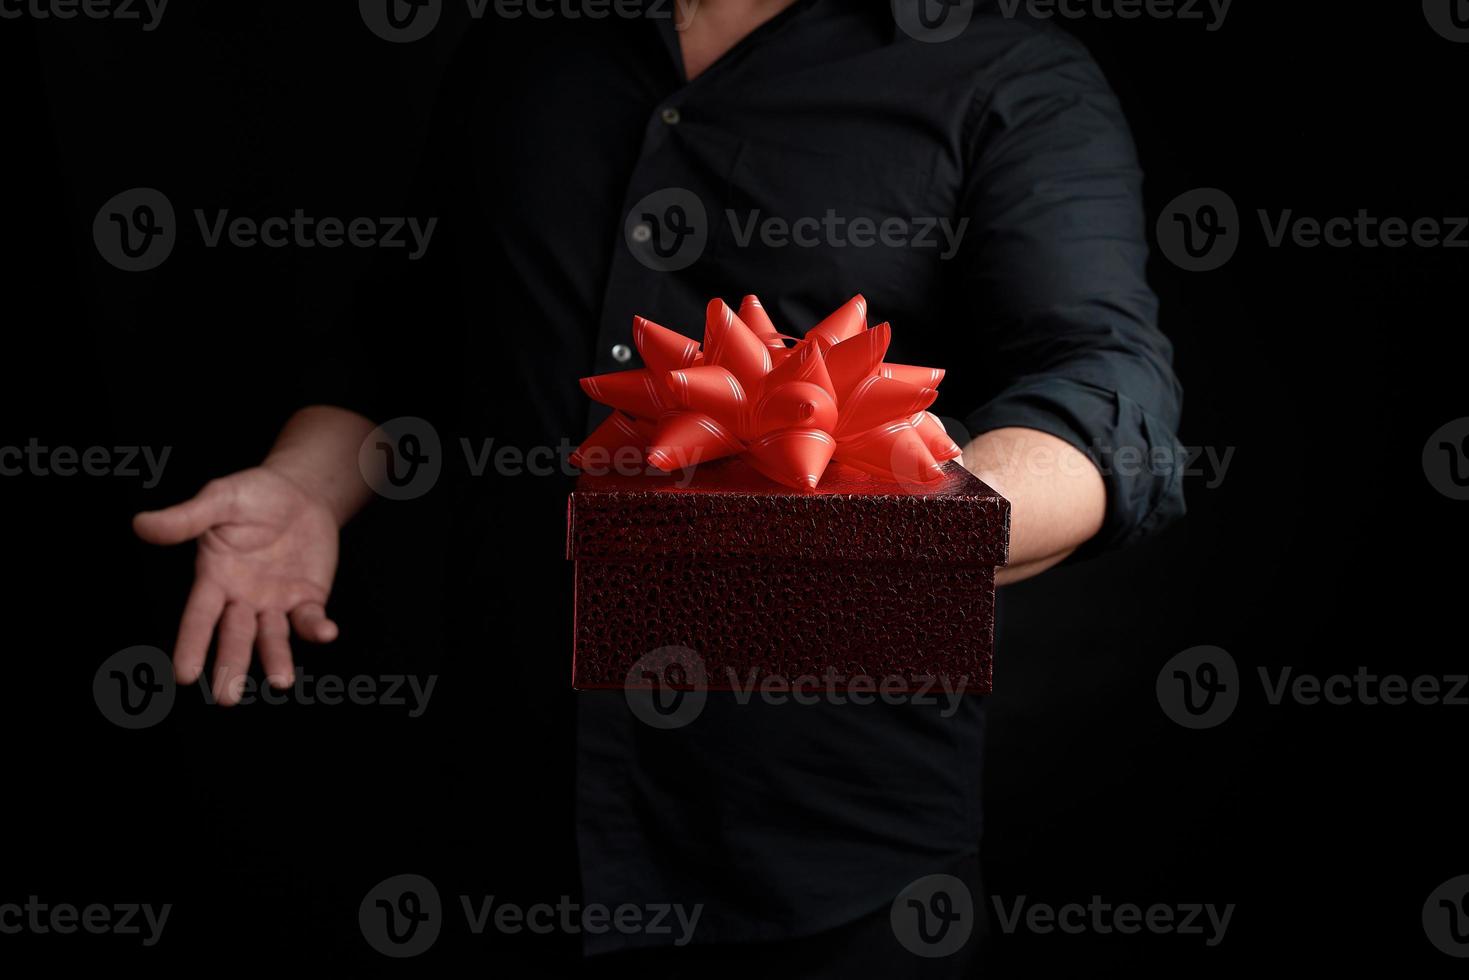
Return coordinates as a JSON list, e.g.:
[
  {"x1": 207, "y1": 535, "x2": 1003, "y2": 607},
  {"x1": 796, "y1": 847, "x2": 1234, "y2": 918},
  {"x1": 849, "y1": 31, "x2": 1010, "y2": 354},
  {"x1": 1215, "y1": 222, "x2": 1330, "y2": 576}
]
[
  {"x1": 173, "y1": 578, "x2": 226, "y2": 685},
  {"x1": 289, "y1": 602, "x2": 339, "y2": 644},
  {"x1": 256, "y1": 610, "x2": 295, "y2": 690},
  {"x1": 133, "y1": 479, "x2": 236, "y2": 546},
  {"x1": 212, "y1": 602, "x2": 257, "y2": 707}
]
